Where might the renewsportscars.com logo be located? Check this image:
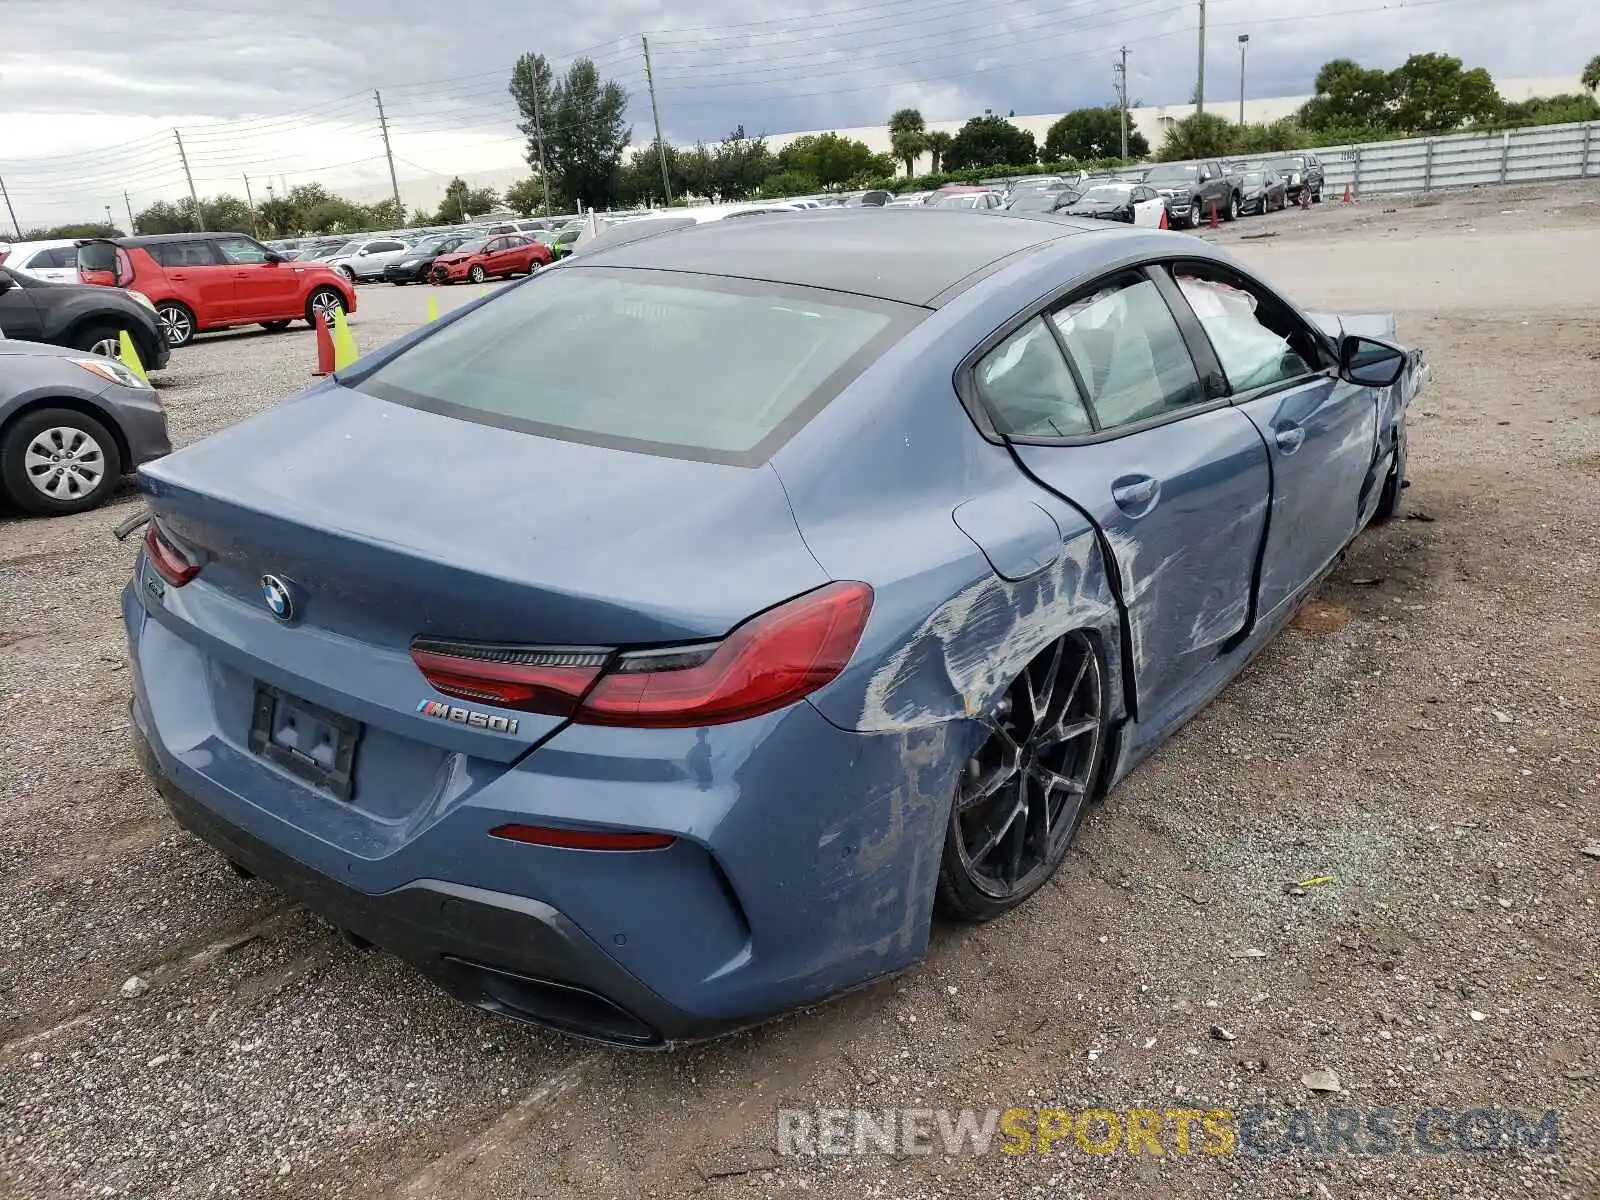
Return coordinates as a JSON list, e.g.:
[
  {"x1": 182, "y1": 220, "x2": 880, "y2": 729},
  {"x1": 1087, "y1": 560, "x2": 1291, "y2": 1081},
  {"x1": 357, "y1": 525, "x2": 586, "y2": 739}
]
[{"x1": 776, "y1": 1106, "x2": 1562, "y2": 1158}]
